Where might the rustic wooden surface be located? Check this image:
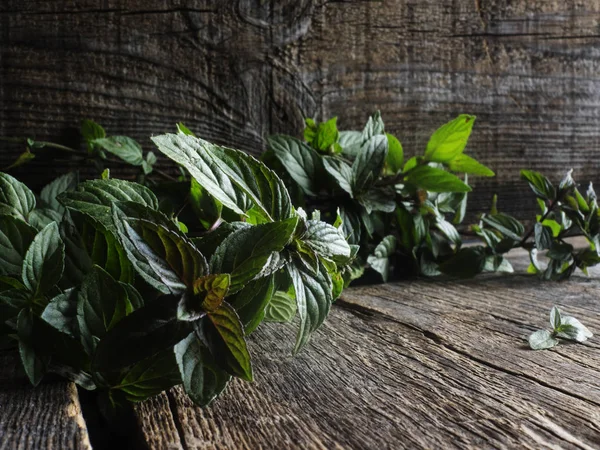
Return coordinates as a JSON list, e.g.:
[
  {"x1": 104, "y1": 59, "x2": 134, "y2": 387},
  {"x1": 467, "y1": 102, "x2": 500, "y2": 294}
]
[
  {"x1": 2, "y1": 1, "x2": 600, "y2": 219},
  {"x1": 132, "y1": 269, "x2": 600, "y2": 448},
  {"x1": 0, "y1": 351, "x2": 92, "y2": 450}
]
